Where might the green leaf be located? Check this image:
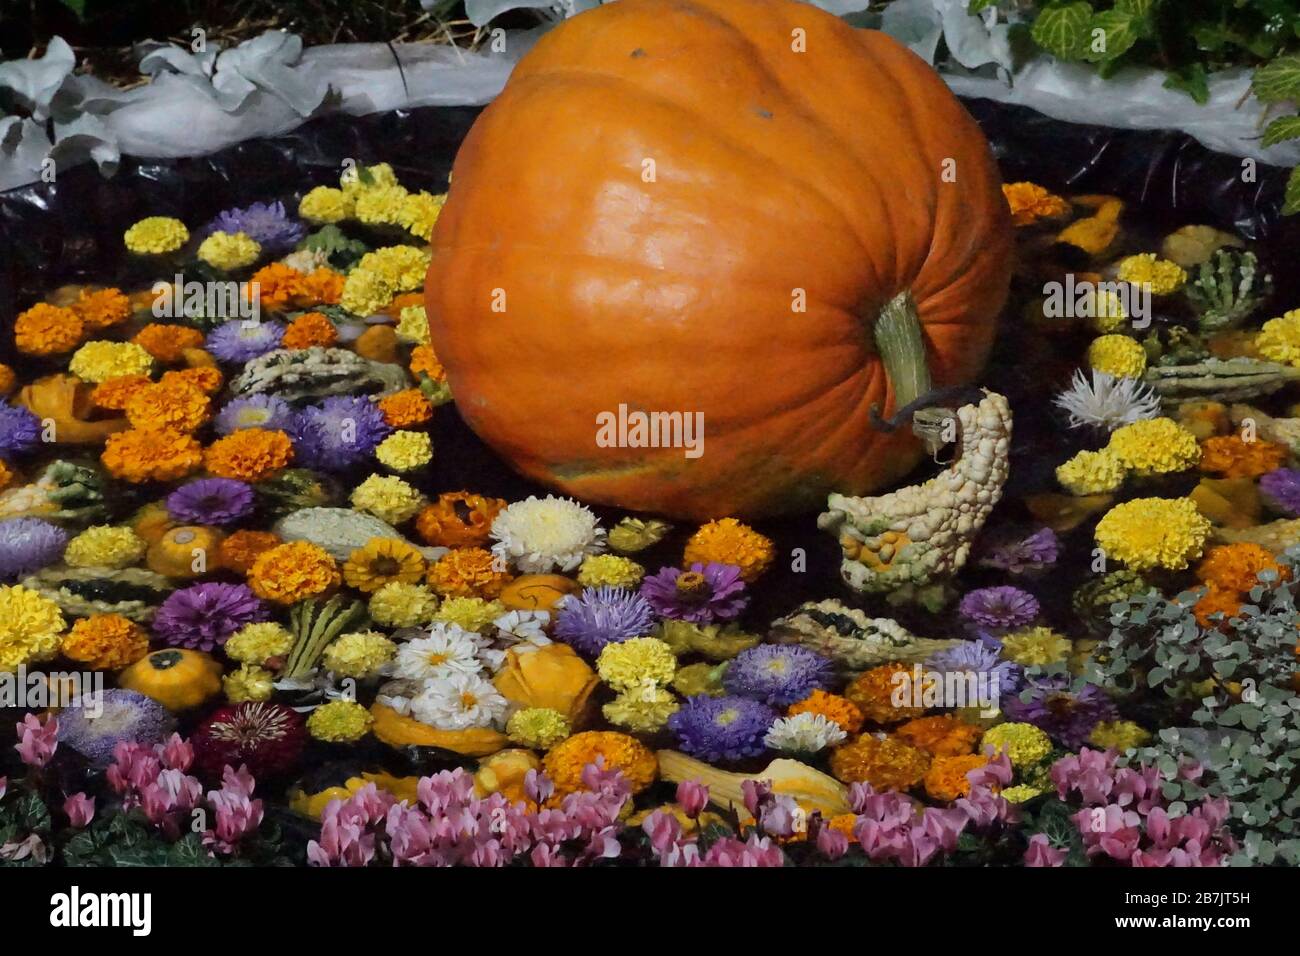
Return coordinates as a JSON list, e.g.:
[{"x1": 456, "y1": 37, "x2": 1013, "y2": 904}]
[
  {"x1": 1284, "y1": 165, "x2": 1300, "y2": 216},
  {"x1": 1031, "y1": 3, "x2": 1093, "y2": 60},
  {"x1": 1164, "y1": 63, "x2": 1210, "y2": 104},
  {"x1": 1083, "y1": 11, "x2": 1140, "y2": 62},
  {"x1": 1114, "y1": 0, "x2": 1157, "y2": 18},
  {"x1": 1253, "y1": 56, "x2": 1300, "y2": 104},
  {"x1": 58, "y1": 0, "x2": 87, "y2": 17},
  {"x1": 968, "y1": 0, "x2": 998, "y2": 11}
]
